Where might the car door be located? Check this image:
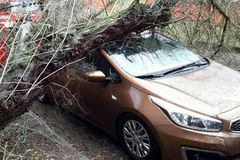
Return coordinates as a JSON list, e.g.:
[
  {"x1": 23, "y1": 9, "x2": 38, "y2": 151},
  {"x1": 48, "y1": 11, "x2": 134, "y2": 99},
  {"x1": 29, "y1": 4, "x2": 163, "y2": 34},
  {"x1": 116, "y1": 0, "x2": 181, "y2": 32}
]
[{"x1": 70, "y1": 50, "x2": 122, "y2": 129}]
